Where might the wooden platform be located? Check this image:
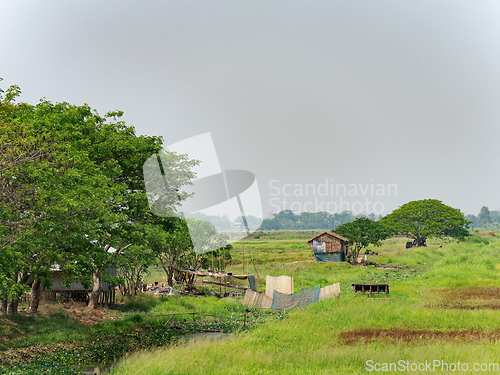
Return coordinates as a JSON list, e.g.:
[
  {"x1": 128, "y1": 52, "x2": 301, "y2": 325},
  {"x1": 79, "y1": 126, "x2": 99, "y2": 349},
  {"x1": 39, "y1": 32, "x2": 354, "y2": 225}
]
[
  {"x1": 41, "y1": 289, "x2": 115, "y2": 306},
  {"x1": 351, "y1": 283, "x2": 389, "y2": 299}
]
